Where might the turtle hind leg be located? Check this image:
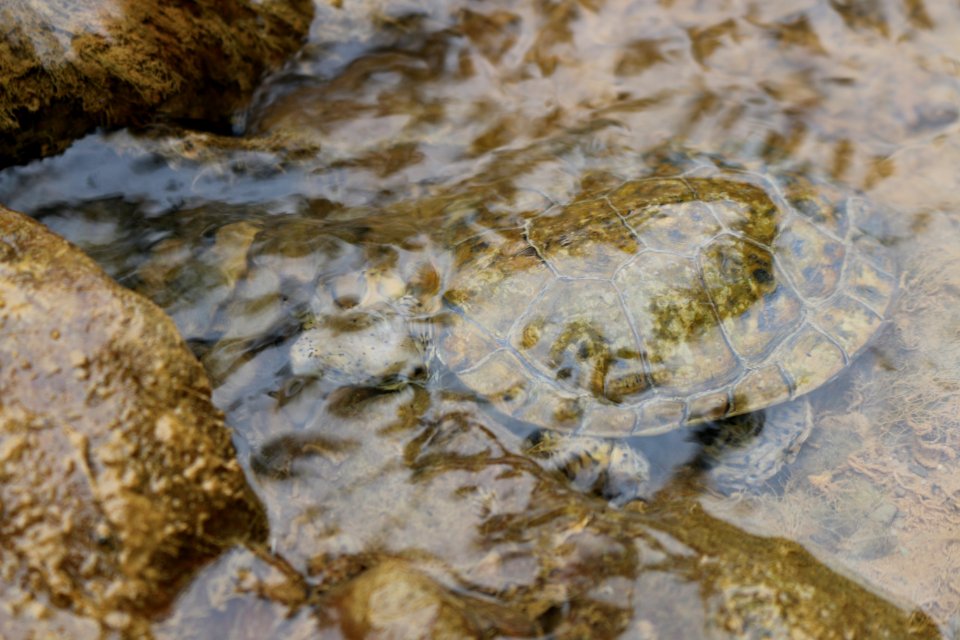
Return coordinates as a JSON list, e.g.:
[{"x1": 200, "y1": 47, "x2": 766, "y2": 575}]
[
  {"x1": 525, "y1": 431, "x2": 651, "y2": 506},
  {"x1": 698, "y1": 398, "x2": 814, "y2": 494}
]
